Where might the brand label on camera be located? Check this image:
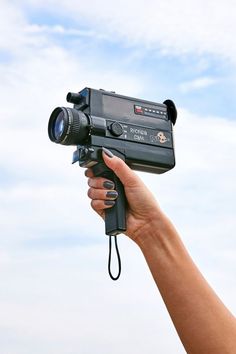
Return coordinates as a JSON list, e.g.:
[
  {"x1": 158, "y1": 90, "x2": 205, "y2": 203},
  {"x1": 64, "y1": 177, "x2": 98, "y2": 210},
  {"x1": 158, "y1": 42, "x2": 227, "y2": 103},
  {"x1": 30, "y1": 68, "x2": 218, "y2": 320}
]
[
  {"x1": 129, "y1": 126, "x2": 171, "y2": 146},
  {"x1": 107, "y1": 121, "x2": 172, "y2": 147}
]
